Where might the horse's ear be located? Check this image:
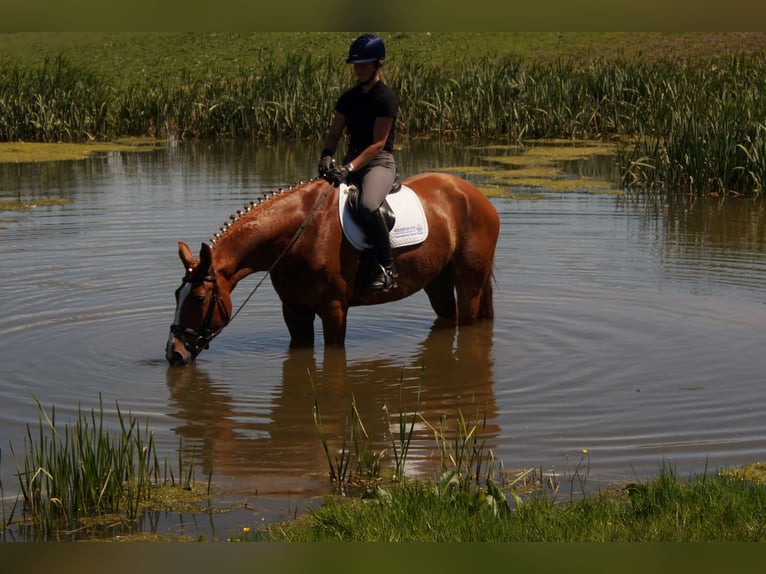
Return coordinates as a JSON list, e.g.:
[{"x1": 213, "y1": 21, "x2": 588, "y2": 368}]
[
  {"x1": 178, "y1": 241, "x2": 194, "y2": 269},
  {"x1": 199, "y1": 242, "x2": 213, "y2": 270}
]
